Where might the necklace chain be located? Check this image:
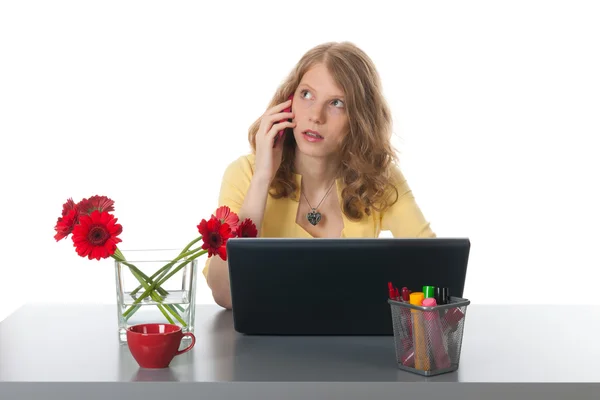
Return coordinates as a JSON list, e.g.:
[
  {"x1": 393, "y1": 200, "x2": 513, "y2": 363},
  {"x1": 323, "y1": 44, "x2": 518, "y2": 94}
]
[{"x1": 301, "y1": 180, "x2": 336, "y2": 211}]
